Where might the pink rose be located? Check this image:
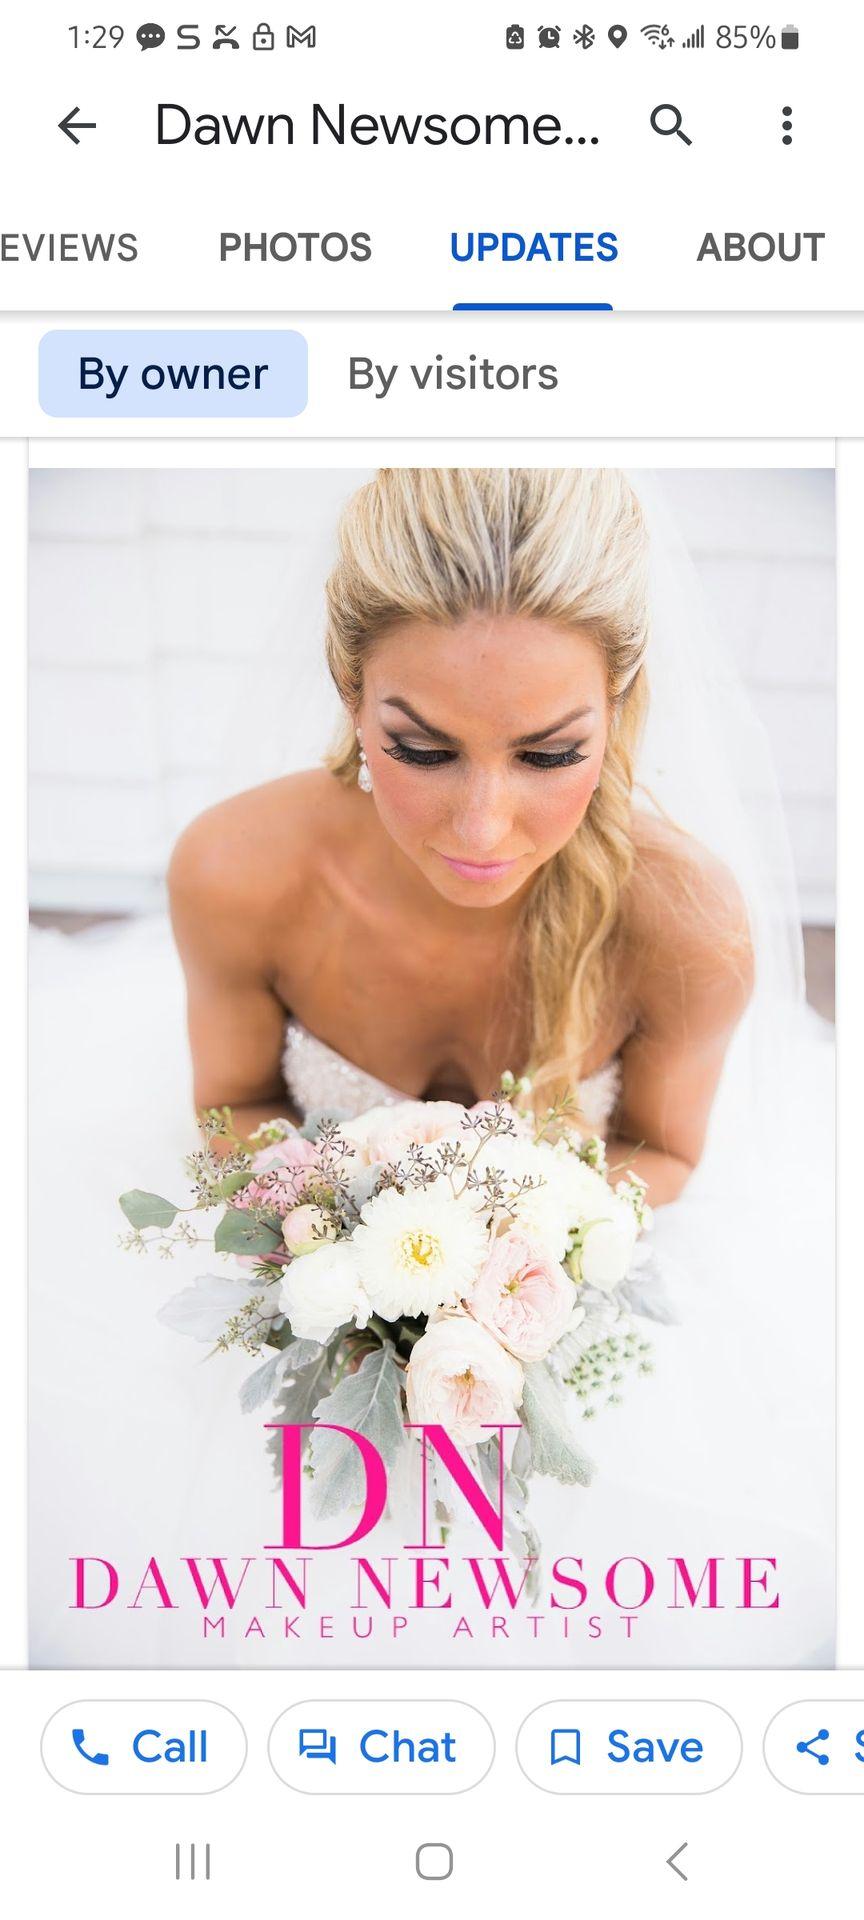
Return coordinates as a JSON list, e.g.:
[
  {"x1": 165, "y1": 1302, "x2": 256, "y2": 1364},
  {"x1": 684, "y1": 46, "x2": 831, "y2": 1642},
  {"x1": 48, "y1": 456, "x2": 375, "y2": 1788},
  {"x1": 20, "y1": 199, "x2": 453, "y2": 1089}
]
[
  {"x1": 282, "y1": 1203, "x2": 337, "y2": 1256},
  {"x1": 469, "y1": 1228, "x2": 582, "y2": 1362},
  {"x1": 233, "y1": 1134, "x2": 320, "y2": 1217}
]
